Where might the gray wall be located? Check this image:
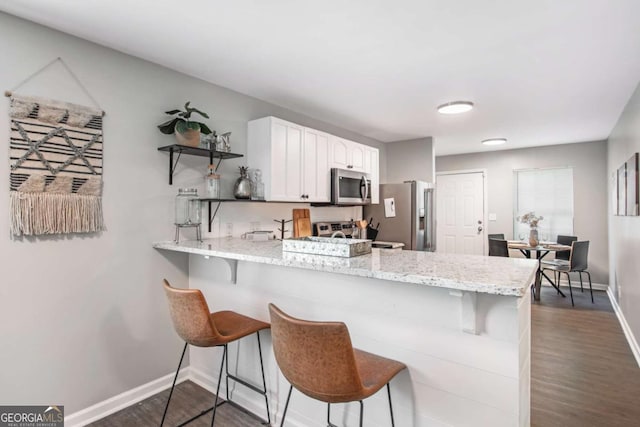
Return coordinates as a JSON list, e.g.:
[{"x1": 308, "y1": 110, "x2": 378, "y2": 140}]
[
  {"x1": 607, "y1": 80, "x2": 640, "y2": 342},
  {"x1": 384, "y1": 137, "x2": 434, "y2": 183},
  {"x1": 0, "y1": 12, "x2": 384, "y2": 413},
  {"x1": 436, "y1": 141, "x2": 609, "y2": 285}
]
